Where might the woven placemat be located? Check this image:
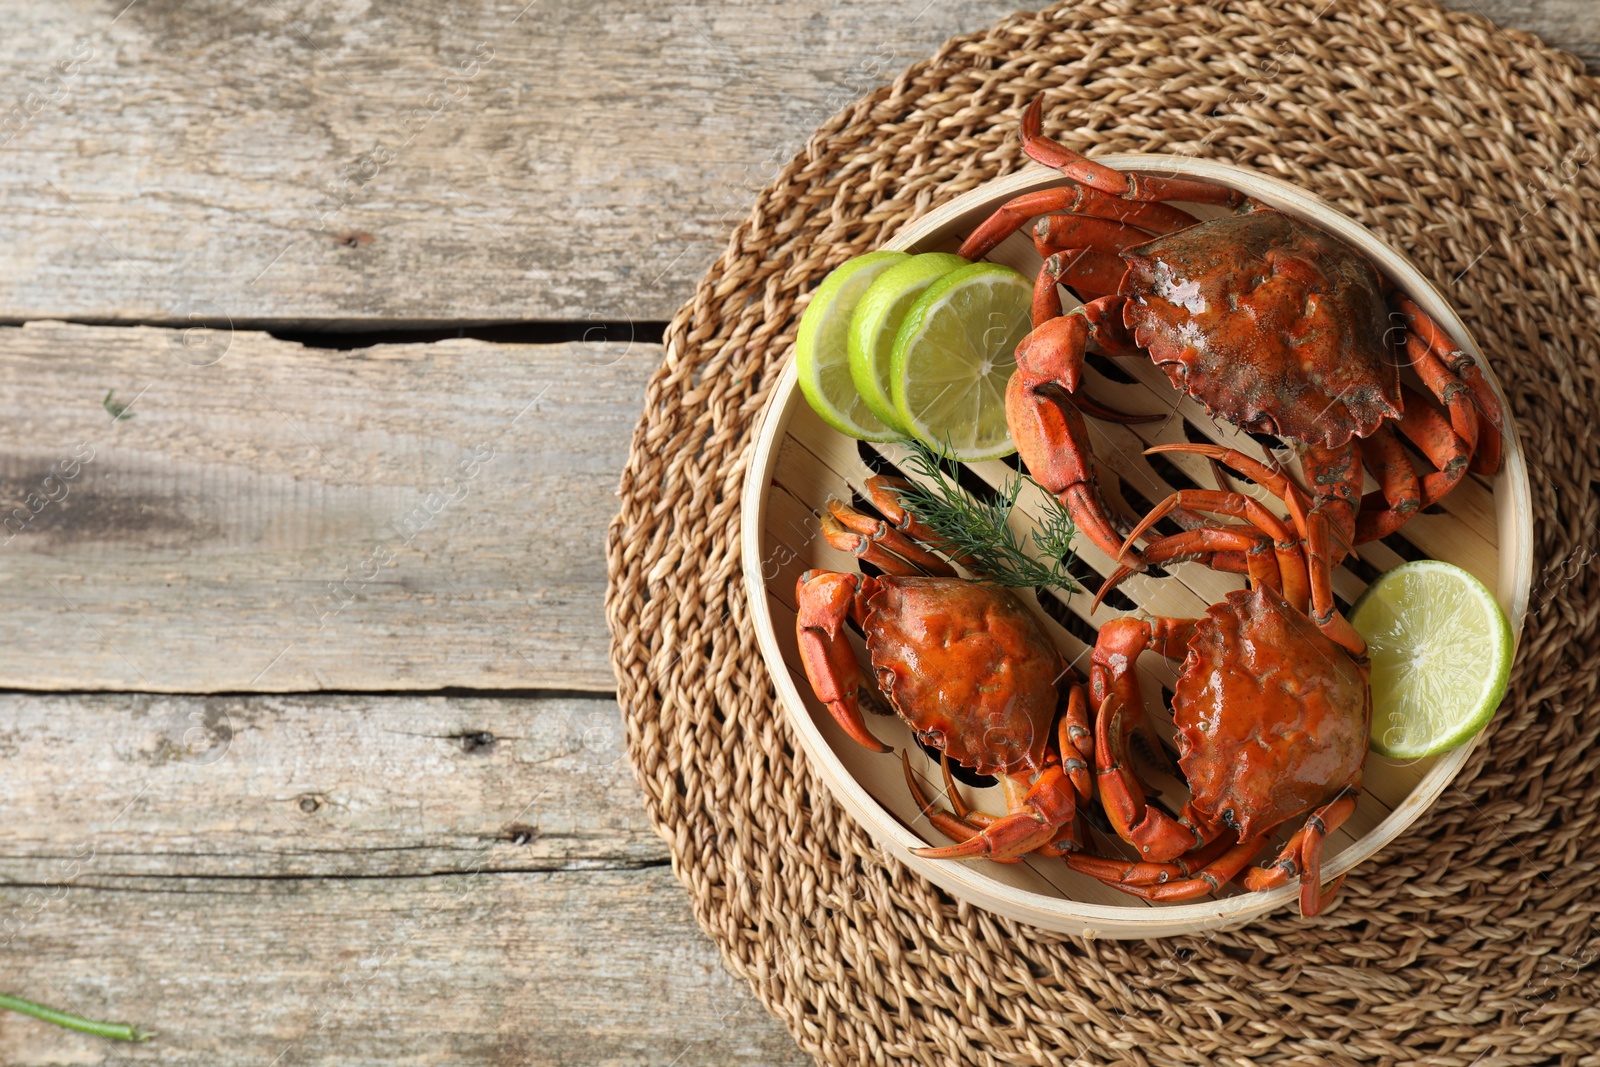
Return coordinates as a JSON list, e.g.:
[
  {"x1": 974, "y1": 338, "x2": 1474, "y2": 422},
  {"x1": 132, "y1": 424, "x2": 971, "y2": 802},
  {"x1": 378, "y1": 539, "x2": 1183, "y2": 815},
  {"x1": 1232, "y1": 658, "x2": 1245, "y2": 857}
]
[{"x1": 605, "y1": 1, "x2": 1600, "y2": 1062}]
